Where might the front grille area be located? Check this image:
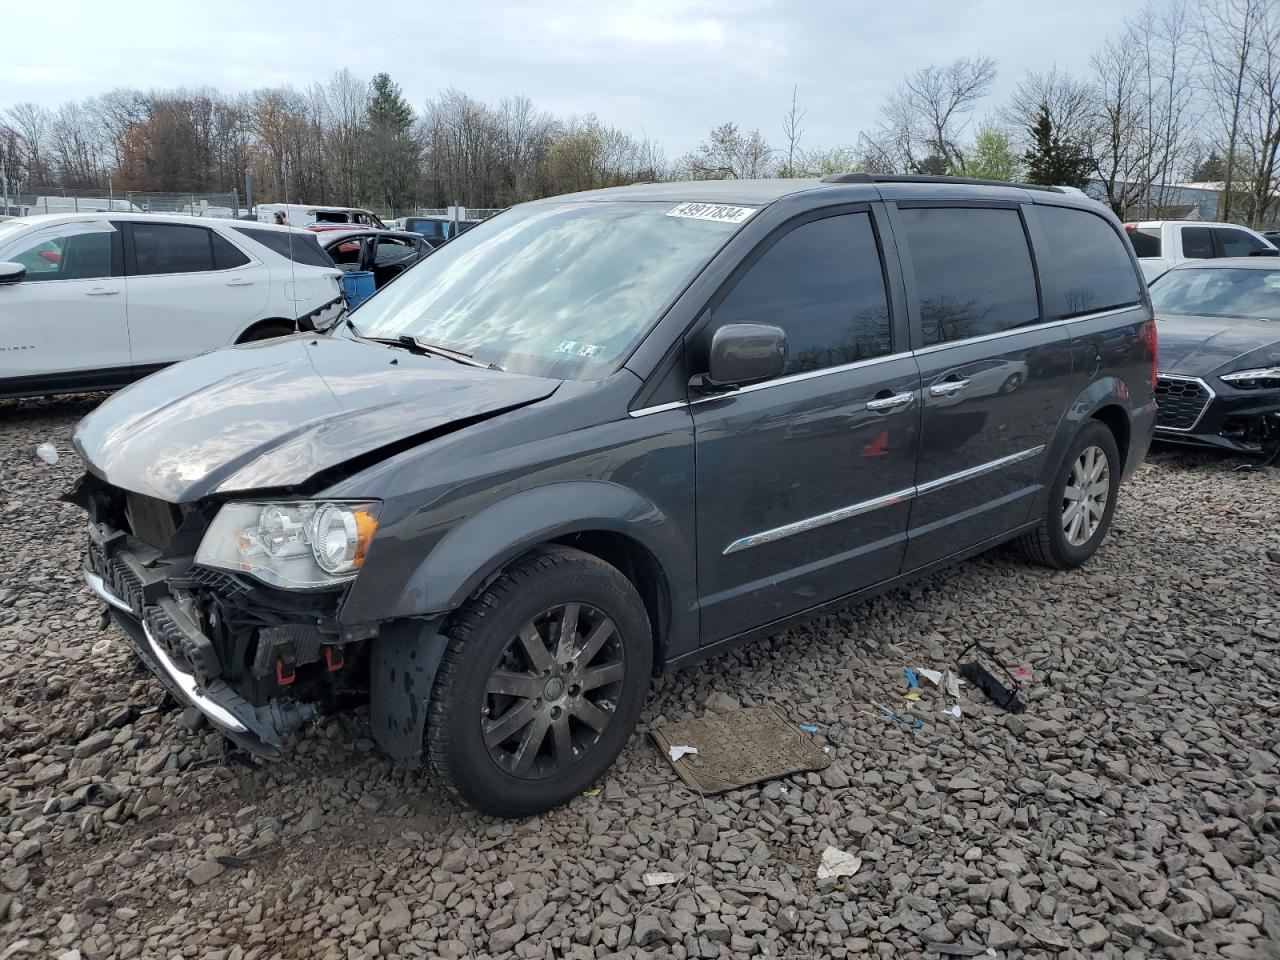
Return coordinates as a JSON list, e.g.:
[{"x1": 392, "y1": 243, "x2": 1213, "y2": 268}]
[
  {"x1": 125, "y1": 493, "x2": 180, "y2": 549},
  {"x1": 1155, "y1": 376, "x2": 1211, "y2": 430}
]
